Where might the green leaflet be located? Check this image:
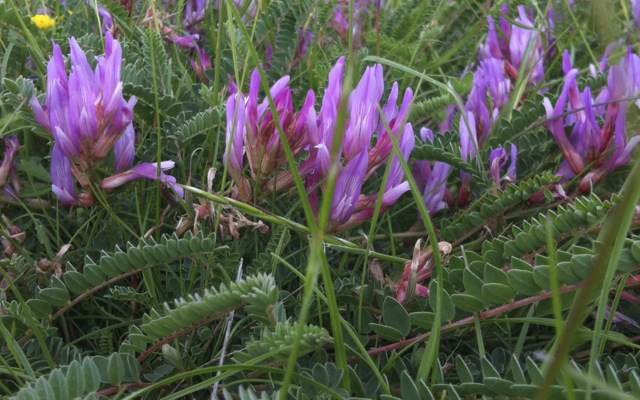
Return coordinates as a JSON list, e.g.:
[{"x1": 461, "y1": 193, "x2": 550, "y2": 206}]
[
  {"x1": 233, "y1": 322, "x2": 331, "y2": 365},
  {"x1": 12, "y1": 354, "x2": 139, "y2": 400}
]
